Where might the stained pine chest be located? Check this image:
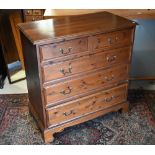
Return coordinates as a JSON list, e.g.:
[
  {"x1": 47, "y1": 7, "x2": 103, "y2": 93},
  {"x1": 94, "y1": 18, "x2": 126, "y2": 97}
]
[{"x1": 18, "y1": 12, "x2": 136, "y2": 143}]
